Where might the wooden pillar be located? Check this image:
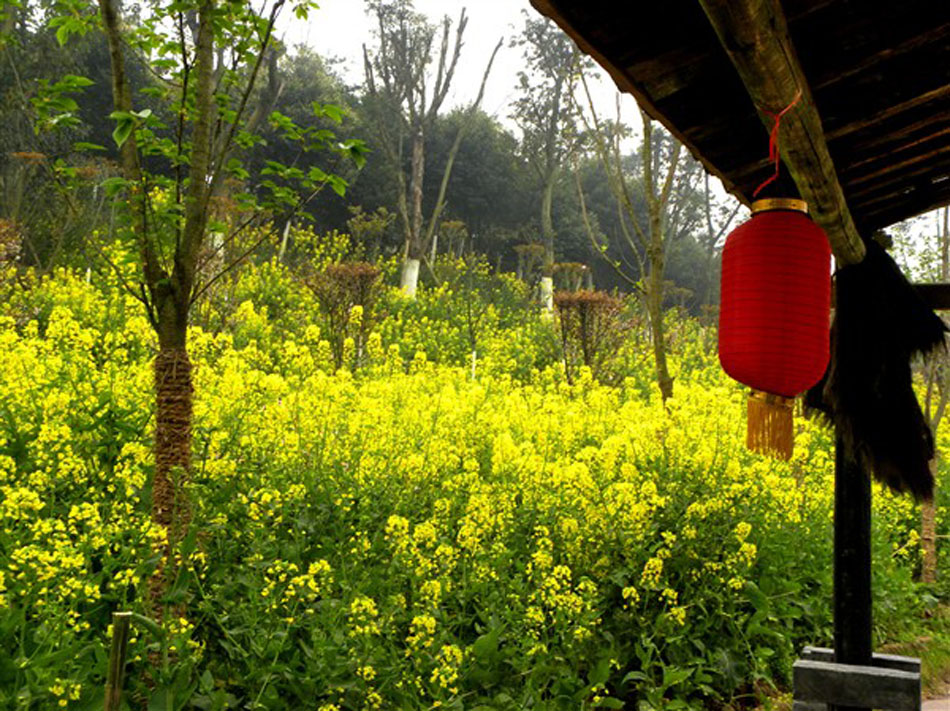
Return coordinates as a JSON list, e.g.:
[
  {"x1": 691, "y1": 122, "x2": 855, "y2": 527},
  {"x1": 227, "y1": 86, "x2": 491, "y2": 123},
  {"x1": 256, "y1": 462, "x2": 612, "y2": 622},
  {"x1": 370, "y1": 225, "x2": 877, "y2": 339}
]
[{"x1": 833, "y1": 435, "x2": 872, "y2": 711}]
